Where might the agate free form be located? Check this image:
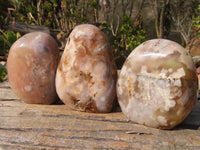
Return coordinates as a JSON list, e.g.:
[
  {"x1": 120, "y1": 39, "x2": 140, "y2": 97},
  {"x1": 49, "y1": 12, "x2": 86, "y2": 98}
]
[
  {"x1": 7, "y1": 32, "x2": 59, "y2": 104},
  {"x1": 56, "y1": 24, "x2": 117, "y2": 113},
  {"x1": 117, "y1": 39, "x2": 198, "y2": 129}
]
